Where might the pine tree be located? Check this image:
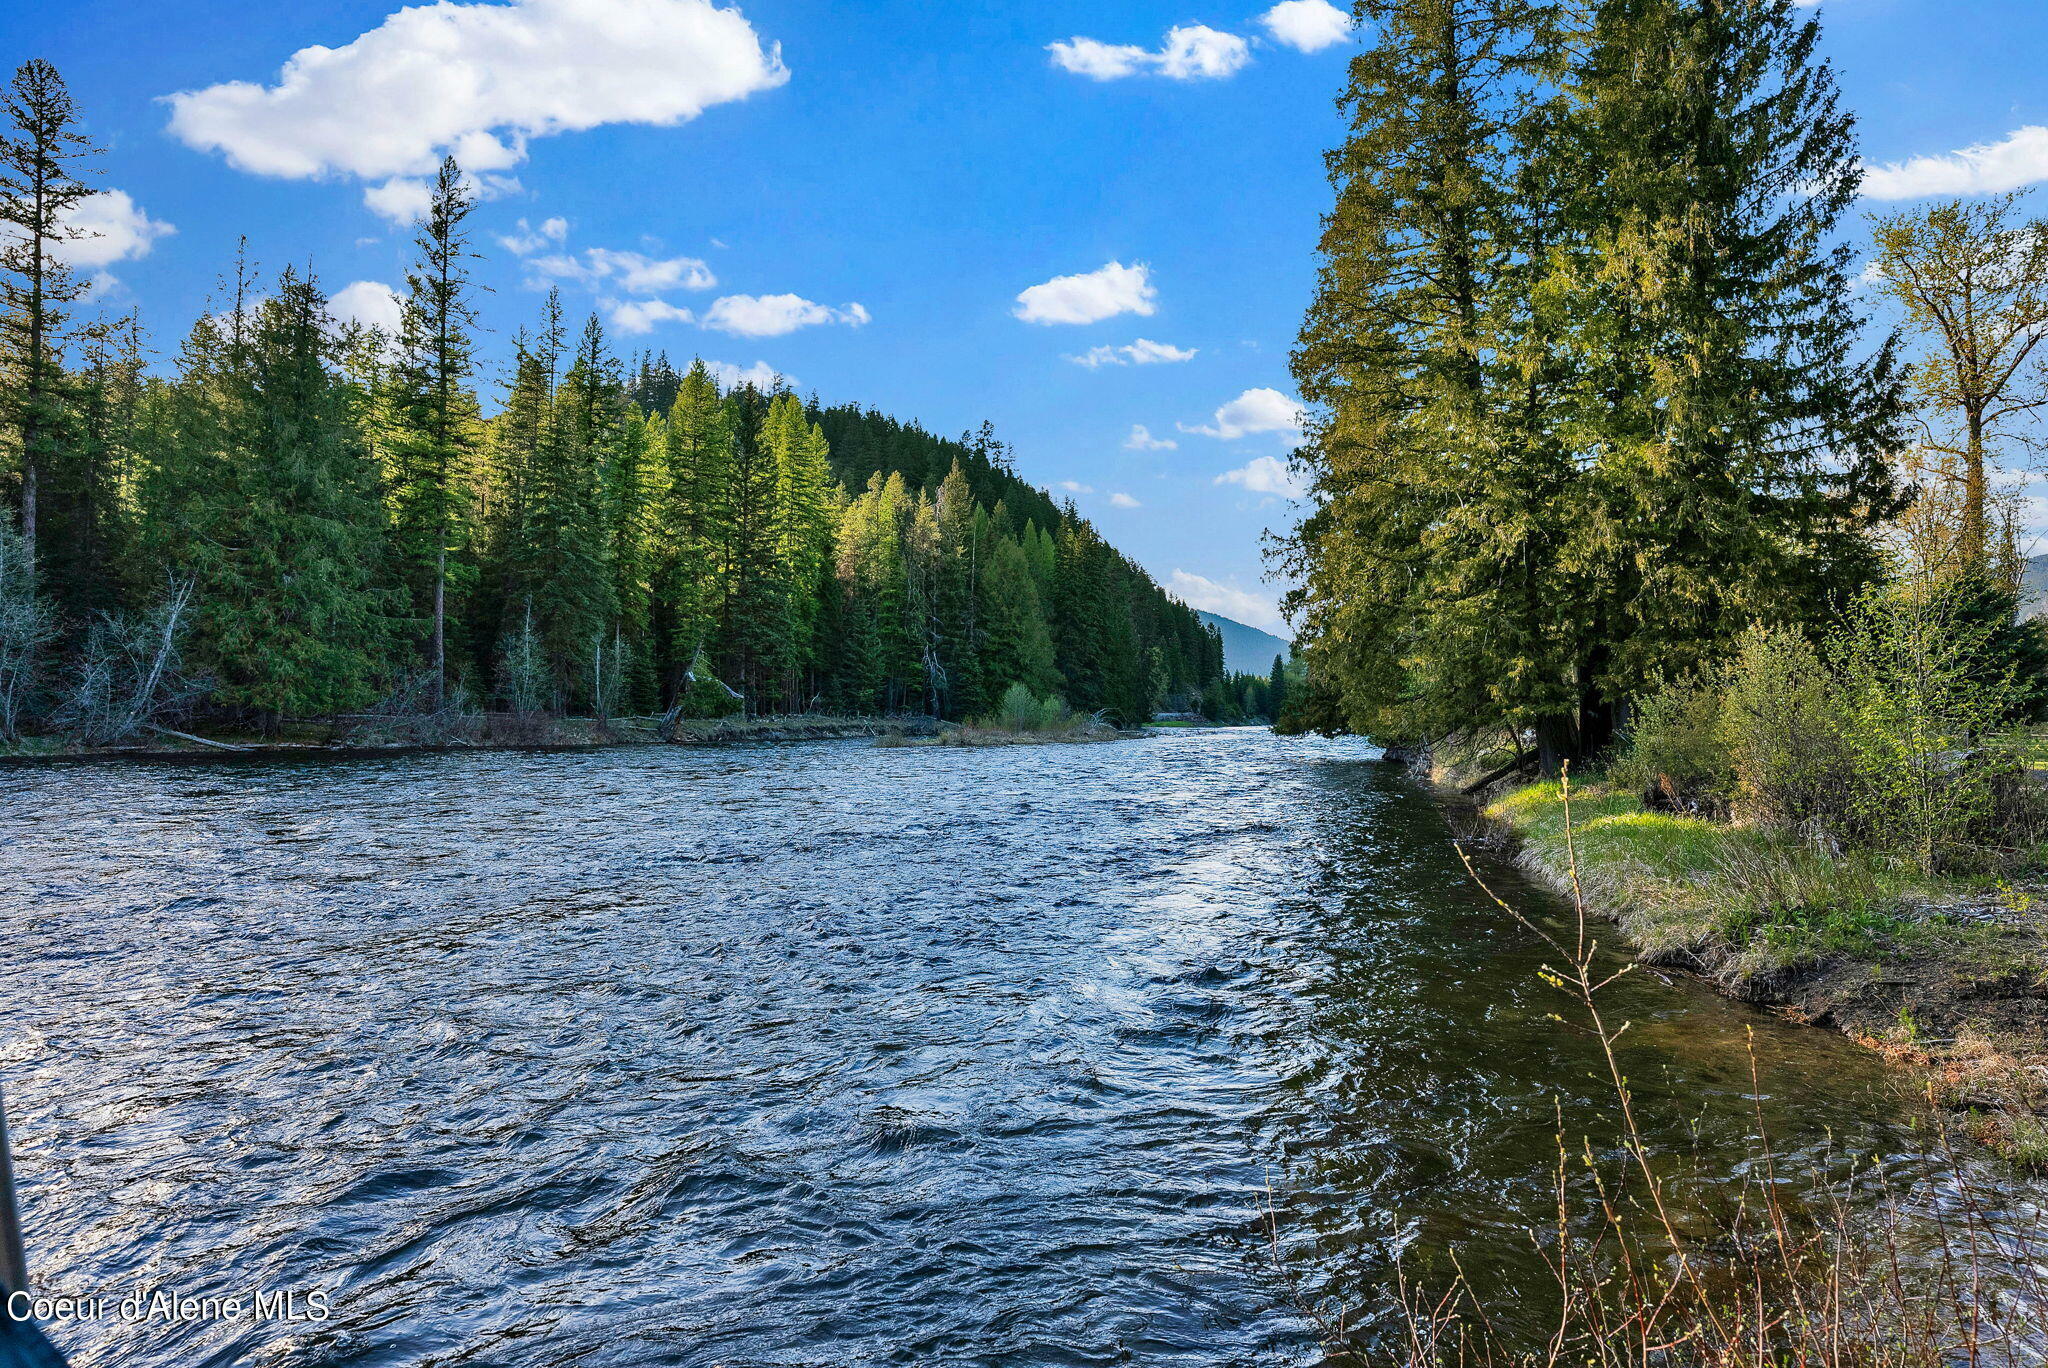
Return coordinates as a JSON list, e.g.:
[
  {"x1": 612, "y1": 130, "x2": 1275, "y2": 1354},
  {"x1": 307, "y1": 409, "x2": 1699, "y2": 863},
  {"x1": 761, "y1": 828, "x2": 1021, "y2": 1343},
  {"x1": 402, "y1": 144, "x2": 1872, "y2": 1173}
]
[
  {"x1": 654, "y1": 359, "x2": 735, "y2": 703},
  {"x1": 168, "y1": 271, "x2": 395, "y2": 727},
  {"x1": 384, "y1": 156, "x2": 483, "y2": 708},
  {"x1": 718, "y1": 383, "x2": 783, "y2": 707},
  {"x1": 1559, "y1": 0, "x2": 1905, "y2": 739},
  {"x1": 765, "y1": 396, "x2": 834, "y2": 707},
  {"x1": 979, "y1": 537, "x2": 1056, "y2": 701},
  {"x1": 0, "y1": 59, "x2": 97, "y2": 565}
]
